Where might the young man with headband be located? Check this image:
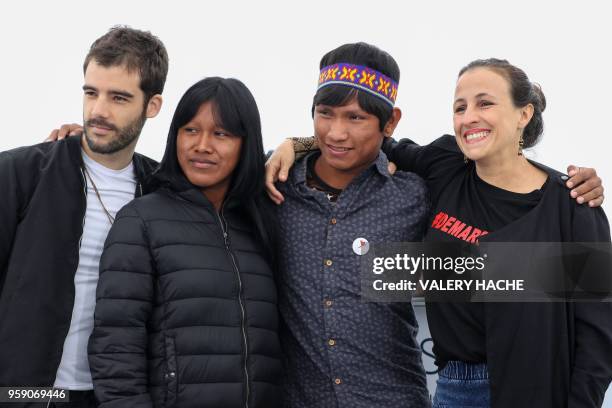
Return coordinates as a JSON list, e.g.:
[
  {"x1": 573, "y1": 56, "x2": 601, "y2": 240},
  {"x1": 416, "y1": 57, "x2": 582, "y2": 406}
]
[{"x1": 274, "y1": 42, "x2": 432, "y2": 407}]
